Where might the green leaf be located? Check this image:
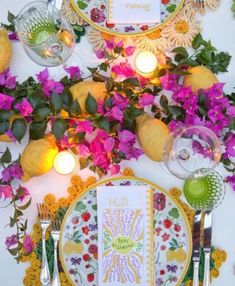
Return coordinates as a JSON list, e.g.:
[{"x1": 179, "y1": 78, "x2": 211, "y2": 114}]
[
  {"x1": 95, "y1": 117, "x2": 110, "y2": 132},
  {"x1": 168, "y1": 105, "x2": 185, "y2": 116},
  {"x1": 75, "y1": 201, "x2": 86, "y2": 212},
  {"x1": 11, "y1": 118, "x2": 27, "y2": 142},
  {"x1": 172, "y1": 47, "x2": 189, "y2": 58},
  {"x1": 87, "y1": 67, "x2": 98, "y2": 74},
  {"x1": 69, "y1": 100, "x2": 82, "y2": 116},
  {"x1": 61, "y1": 88, "x2": 73, "y2": 107},
  {"x1": 7, "y1": 11, "x2": 16, "y2": 23},
  {"x1": 123, "y1": 77, "x2": 140, "y2": 87},
  {"x1": 166, "y1": 4, "x2": 176, "y2": 12},
  {"x1": 0, "y1": 110, "x2": 14, "y2": 121},
  {"x1": 28, "y1": 91, "x2": 47, "y2": 109},
  {"x1": 8, "y1": 247, "x2": 18, "y2": 256},
  {"x1": 229, "y1": 118, "x2": 235, "y2": 130},
  {"x1": 29, "y1": 120, "x2": 47, "y2": 140},
  {"x1": 79, "y1": 157, "x2": 88, "y2": 170},
  {"x1": 77, "y1": 0, "x2": 88, "y2": 9},
  {"x1": 160, "y1": 95, "x2": 169, "y2": 109},
  {"x1": 2, "y1": 148, "x2": 12, "y2": 164},
  {"x1": 178, "y1": 58, "x2": 198, "y2": 67},
  {"x1": 14, "y1": 208, "x2": 23, "y2": 219},
  {"x1": 0, "y1": 121, "x2": 9, "y2": 134},
  {"x1": 33, "y1": 106, "x2": 51, "y2": 121},
  {"x1": 52, "y1": 118, "x2": 68, "y2": 140},
  {"x1": 50, "y1": 93, "x2": 63, "y2": 114},
  {"x1": 126, "y1": 106, "x2": 143, "y2": 119},
  {"x1": 169, "y1": 208, "x2": 180, "y2": 219},
  {"x1": 100, "y1": 62, "x2": 108, "y2": 72},
  {"x1": 18, "y1": 198, "x2": 32, "y2": 210},
  {"x1": 192, "y1": 33, "x2": 204, "y2": 49},
  {"x1": 85, "y1": 93, "x2": 98, "y2": 114}
]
